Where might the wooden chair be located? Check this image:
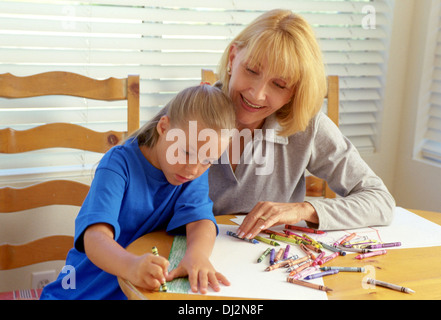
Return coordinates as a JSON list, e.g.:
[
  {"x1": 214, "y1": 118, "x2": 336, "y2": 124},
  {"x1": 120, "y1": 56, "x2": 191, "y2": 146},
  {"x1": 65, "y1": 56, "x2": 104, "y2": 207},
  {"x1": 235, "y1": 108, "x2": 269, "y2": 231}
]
[
  {"x1": 201, "y1": 69, "x2": 339, "y2": 199},
  {"x1": 0, "y1": 71, "x2": 140, "y2": 299}
]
